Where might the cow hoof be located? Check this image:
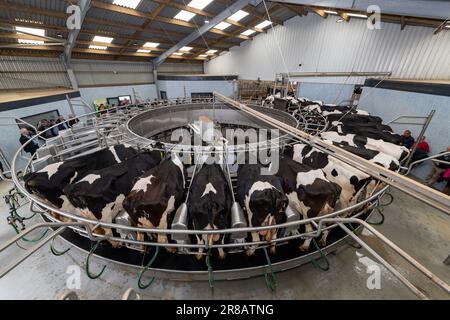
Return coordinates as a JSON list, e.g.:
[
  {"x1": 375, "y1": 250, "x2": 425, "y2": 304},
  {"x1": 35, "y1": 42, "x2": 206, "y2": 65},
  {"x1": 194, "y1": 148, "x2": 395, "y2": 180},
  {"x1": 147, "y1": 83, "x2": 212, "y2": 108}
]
[
  {"x1": 270, "y1": 246, "x2": 276, "y2": 255},
  {"x1": 299, "y1": 244, "x2": 310, "y2": 252},
  {"x1": 165, "y1": 246, "x2": 177, "y2": 254},
  {"x1": 246, "y1": 248, "x2": 256, "y2": 256}
]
